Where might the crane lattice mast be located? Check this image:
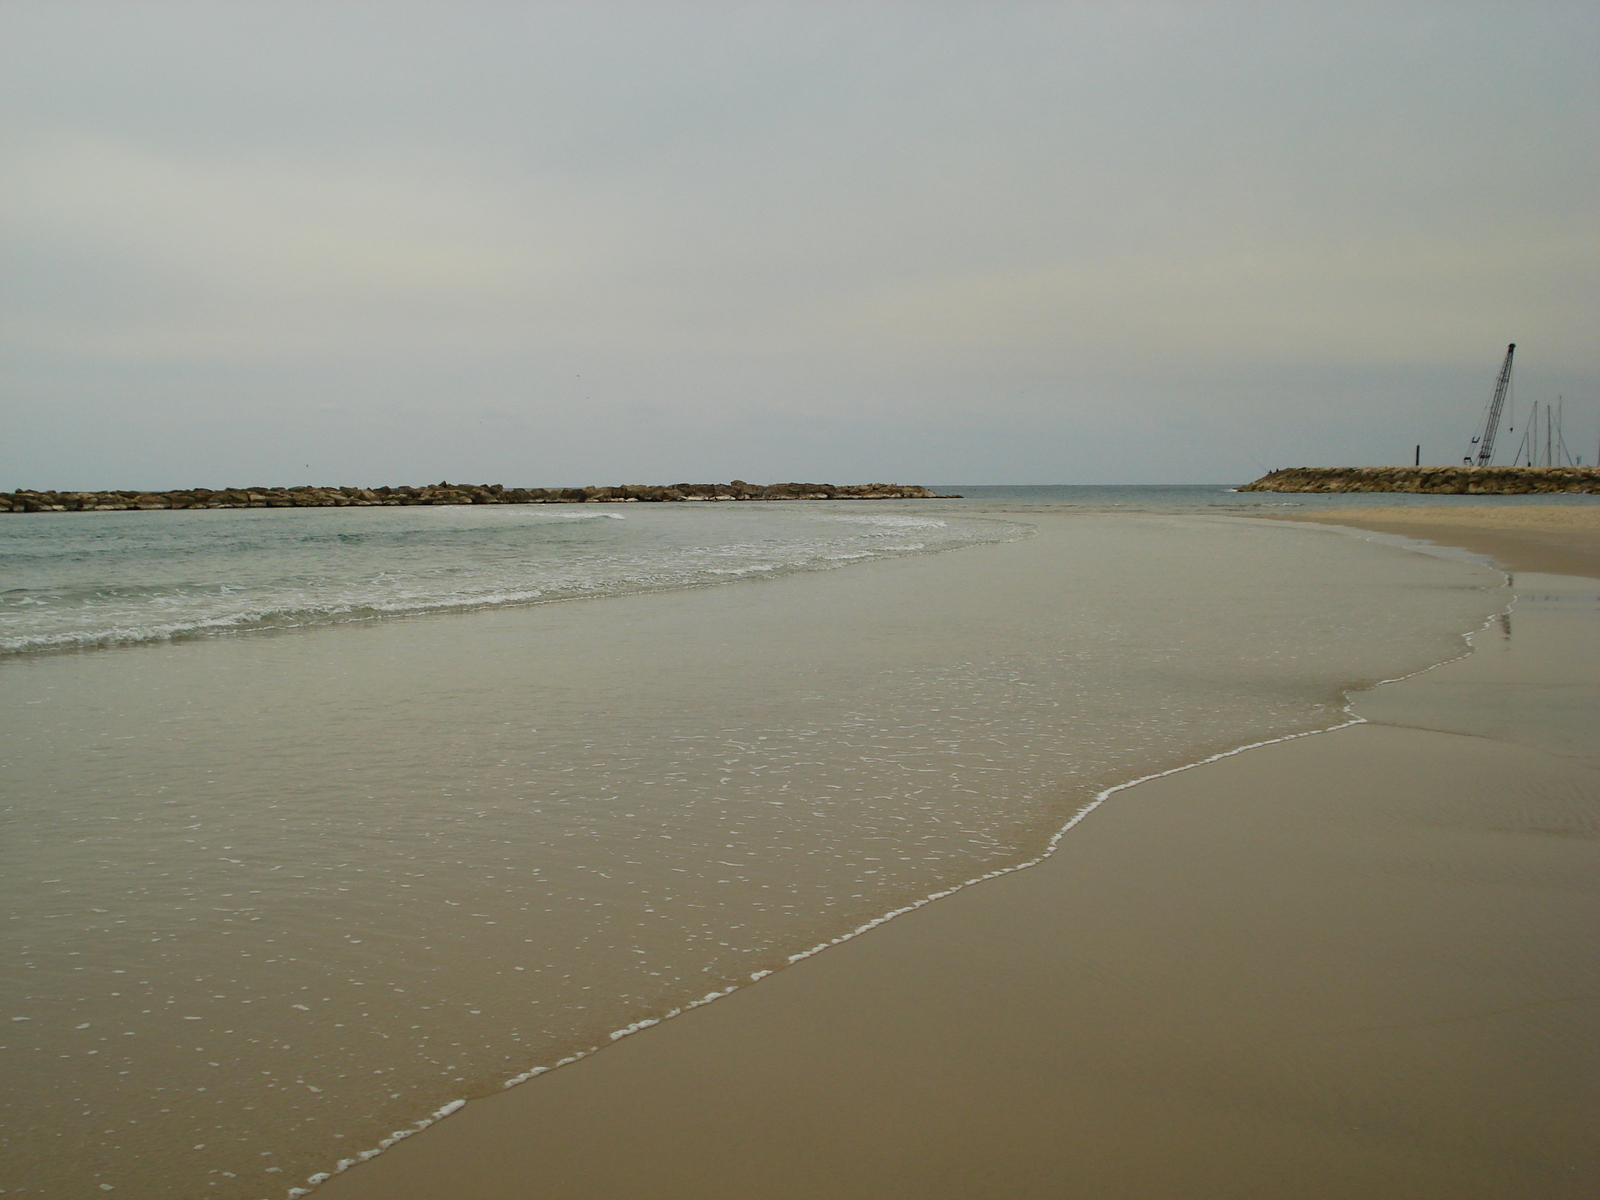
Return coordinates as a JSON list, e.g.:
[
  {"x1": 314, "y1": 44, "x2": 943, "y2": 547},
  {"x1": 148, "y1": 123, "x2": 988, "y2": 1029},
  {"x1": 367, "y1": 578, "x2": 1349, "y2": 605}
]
[{"x1": 1472, "y1": 343, "x2": 1516, "y2": 466}]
